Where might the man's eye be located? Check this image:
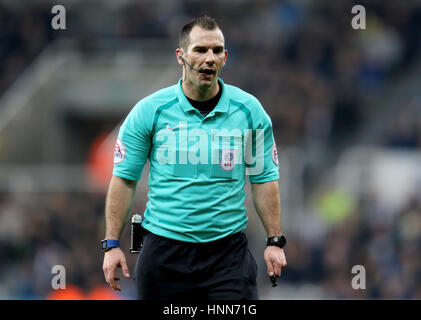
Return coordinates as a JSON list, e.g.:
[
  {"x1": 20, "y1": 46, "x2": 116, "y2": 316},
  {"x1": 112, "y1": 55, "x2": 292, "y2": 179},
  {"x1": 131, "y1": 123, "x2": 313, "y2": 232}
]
[{"x1": 214, "y1": 49, "x2": 223, "y2": 54}]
